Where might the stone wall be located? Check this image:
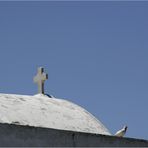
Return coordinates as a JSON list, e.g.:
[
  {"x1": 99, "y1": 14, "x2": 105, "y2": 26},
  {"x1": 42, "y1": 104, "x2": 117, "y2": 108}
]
[{"x1": 0, "y1": 123, "x2": 147, "y2": 147}]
